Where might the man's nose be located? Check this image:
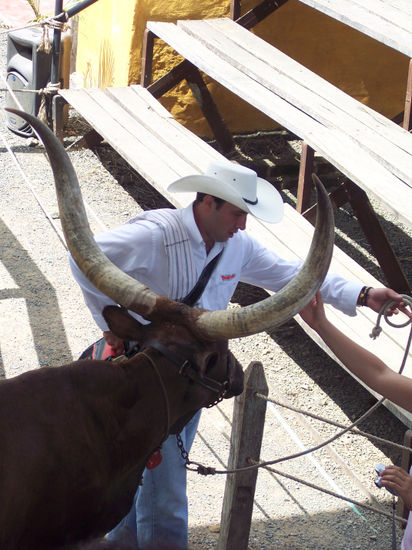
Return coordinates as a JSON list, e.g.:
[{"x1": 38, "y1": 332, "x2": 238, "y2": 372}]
[{"x1": 237, "y1": 214, "x2": 247, "y2": 230}]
